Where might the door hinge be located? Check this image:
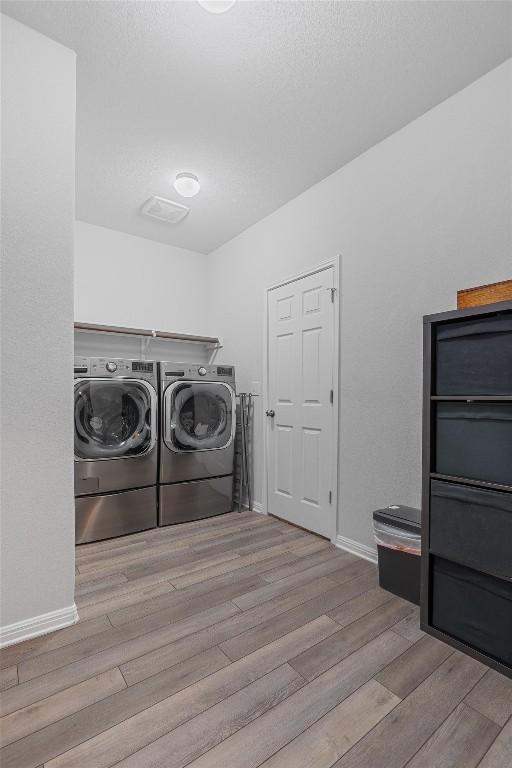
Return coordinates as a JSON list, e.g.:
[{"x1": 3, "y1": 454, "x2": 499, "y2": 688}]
[
  {"x1": 329, "y1": 287, "x2": 336, "y2": 303},
  {"x1": 330, "y1": 389, "x2": 334, "y2": 404},
  {"x1": 329, "y1": 490, "x2": 332, "y2": 504}
]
